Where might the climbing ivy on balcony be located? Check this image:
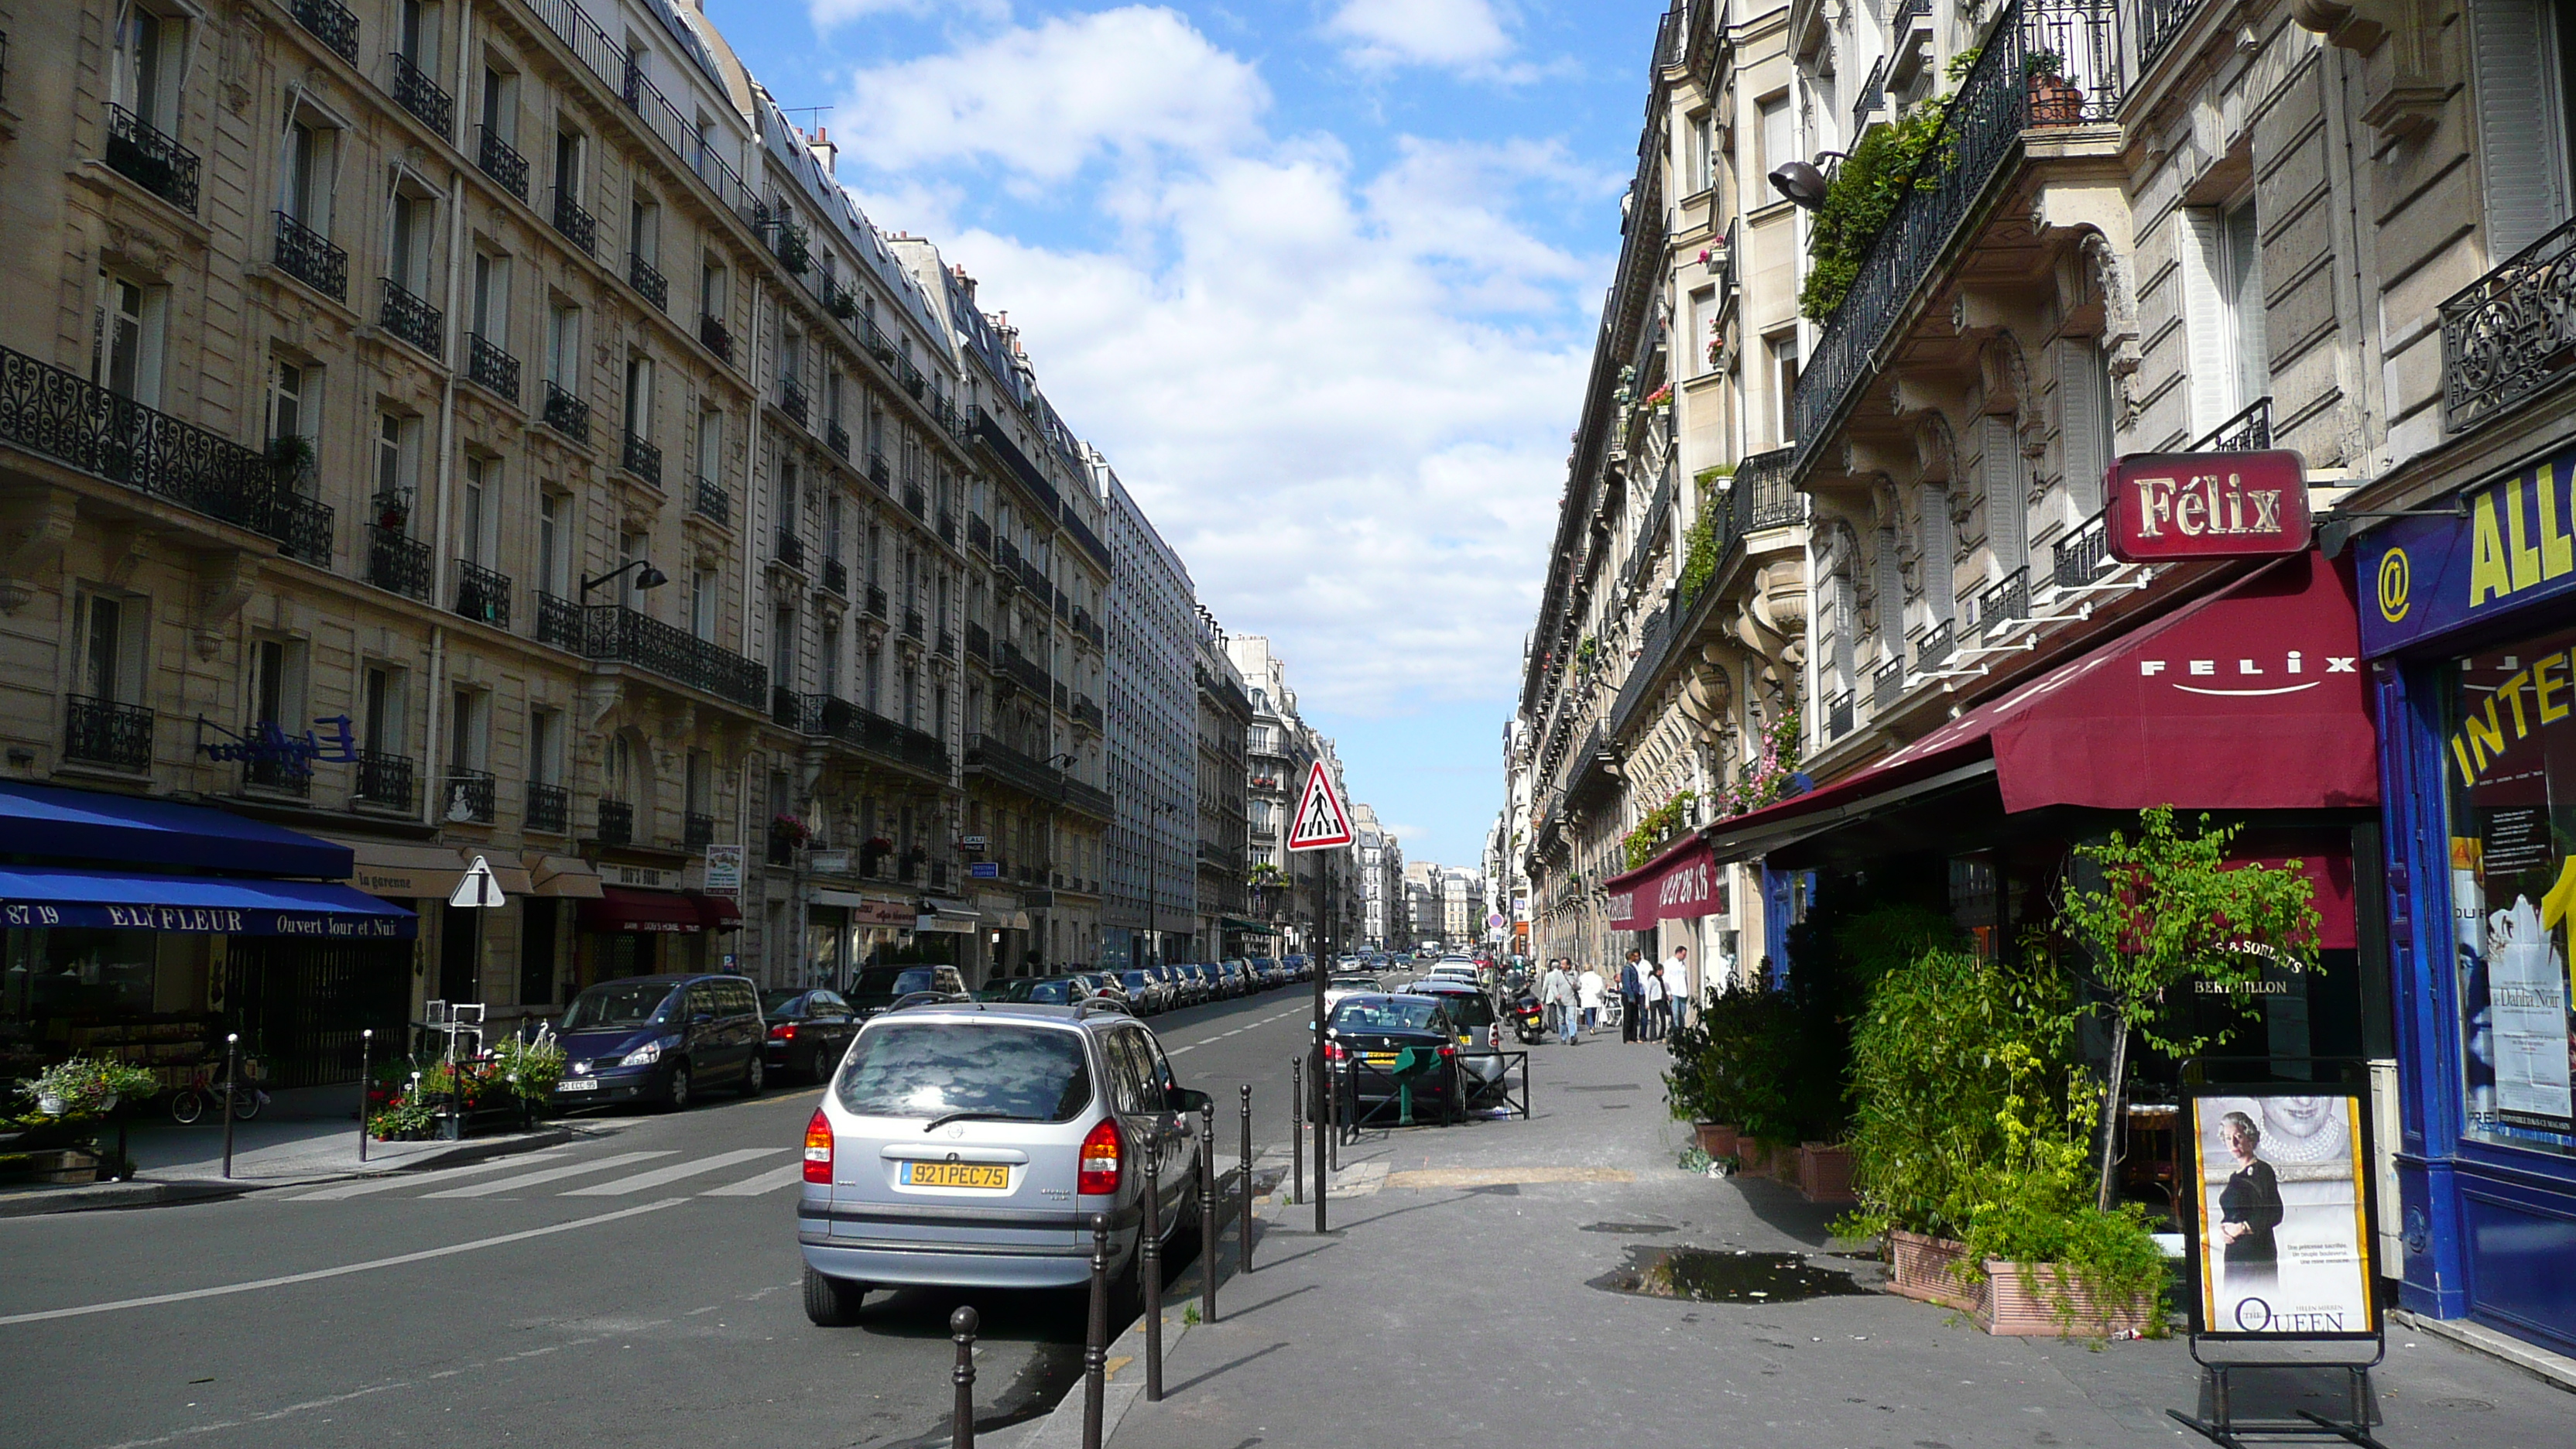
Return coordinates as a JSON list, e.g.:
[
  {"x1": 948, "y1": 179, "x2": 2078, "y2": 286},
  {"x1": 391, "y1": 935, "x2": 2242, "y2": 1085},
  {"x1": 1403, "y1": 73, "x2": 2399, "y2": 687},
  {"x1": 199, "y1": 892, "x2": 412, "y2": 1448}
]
[
  {"x1": 1622, "y1": 790, "x2": 1699, "y2": 869},
  {"x1": 1797, "y1": 51, "x2": 1979, "y2": 322}
]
